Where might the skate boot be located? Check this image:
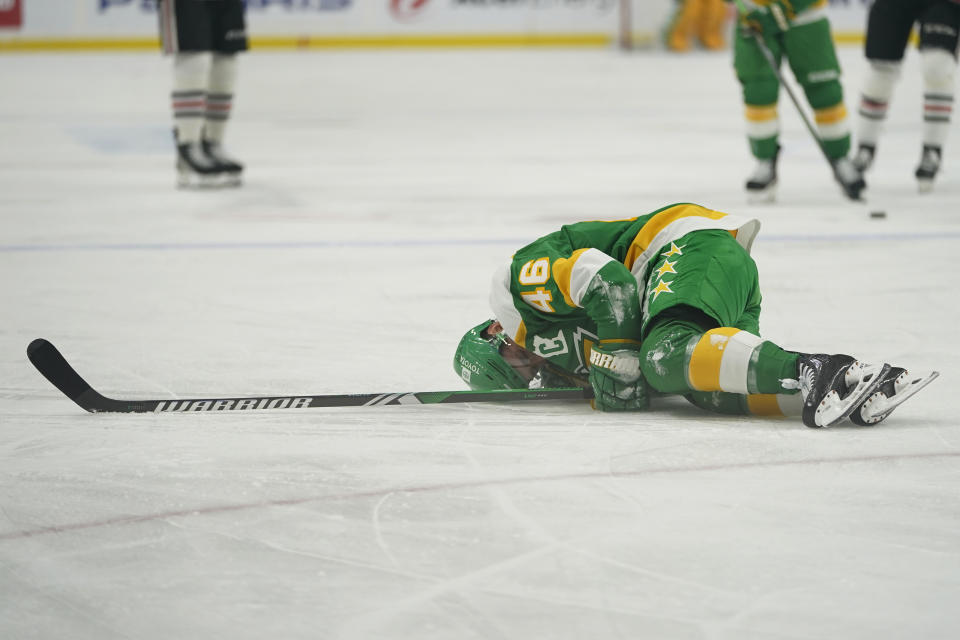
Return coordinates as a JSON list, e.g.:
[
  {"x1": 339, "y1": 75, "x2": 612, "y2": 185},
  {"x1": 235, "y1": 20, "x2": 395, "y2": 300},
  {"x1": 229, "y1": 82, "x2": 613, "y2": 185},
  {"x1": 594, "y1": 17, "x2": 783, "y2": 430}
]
[
  {"x1": 796, "y1": 353, "x2": 889, "y2": 428},
  {"x1": 176, "y1": 141, "x2": 224, "y2": 188},
  {"x1": 831, "y1": 156, "x2": 866, "y2": 201},
  {"x1": 745, "y1": 148, "x2": 778, "y2": 203},
  {"x1": 847, "y1": 365, "x2": 940, "y2": 426},
  {"x1": 851, "y1": 143, "x2": 875, "y2": 173},
  {"x1": 915, "y1": 144, "x2": 941, "y2": 193},
  {"x1": 202, "y1": 139, "x2": 244, "y2": 187}
]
